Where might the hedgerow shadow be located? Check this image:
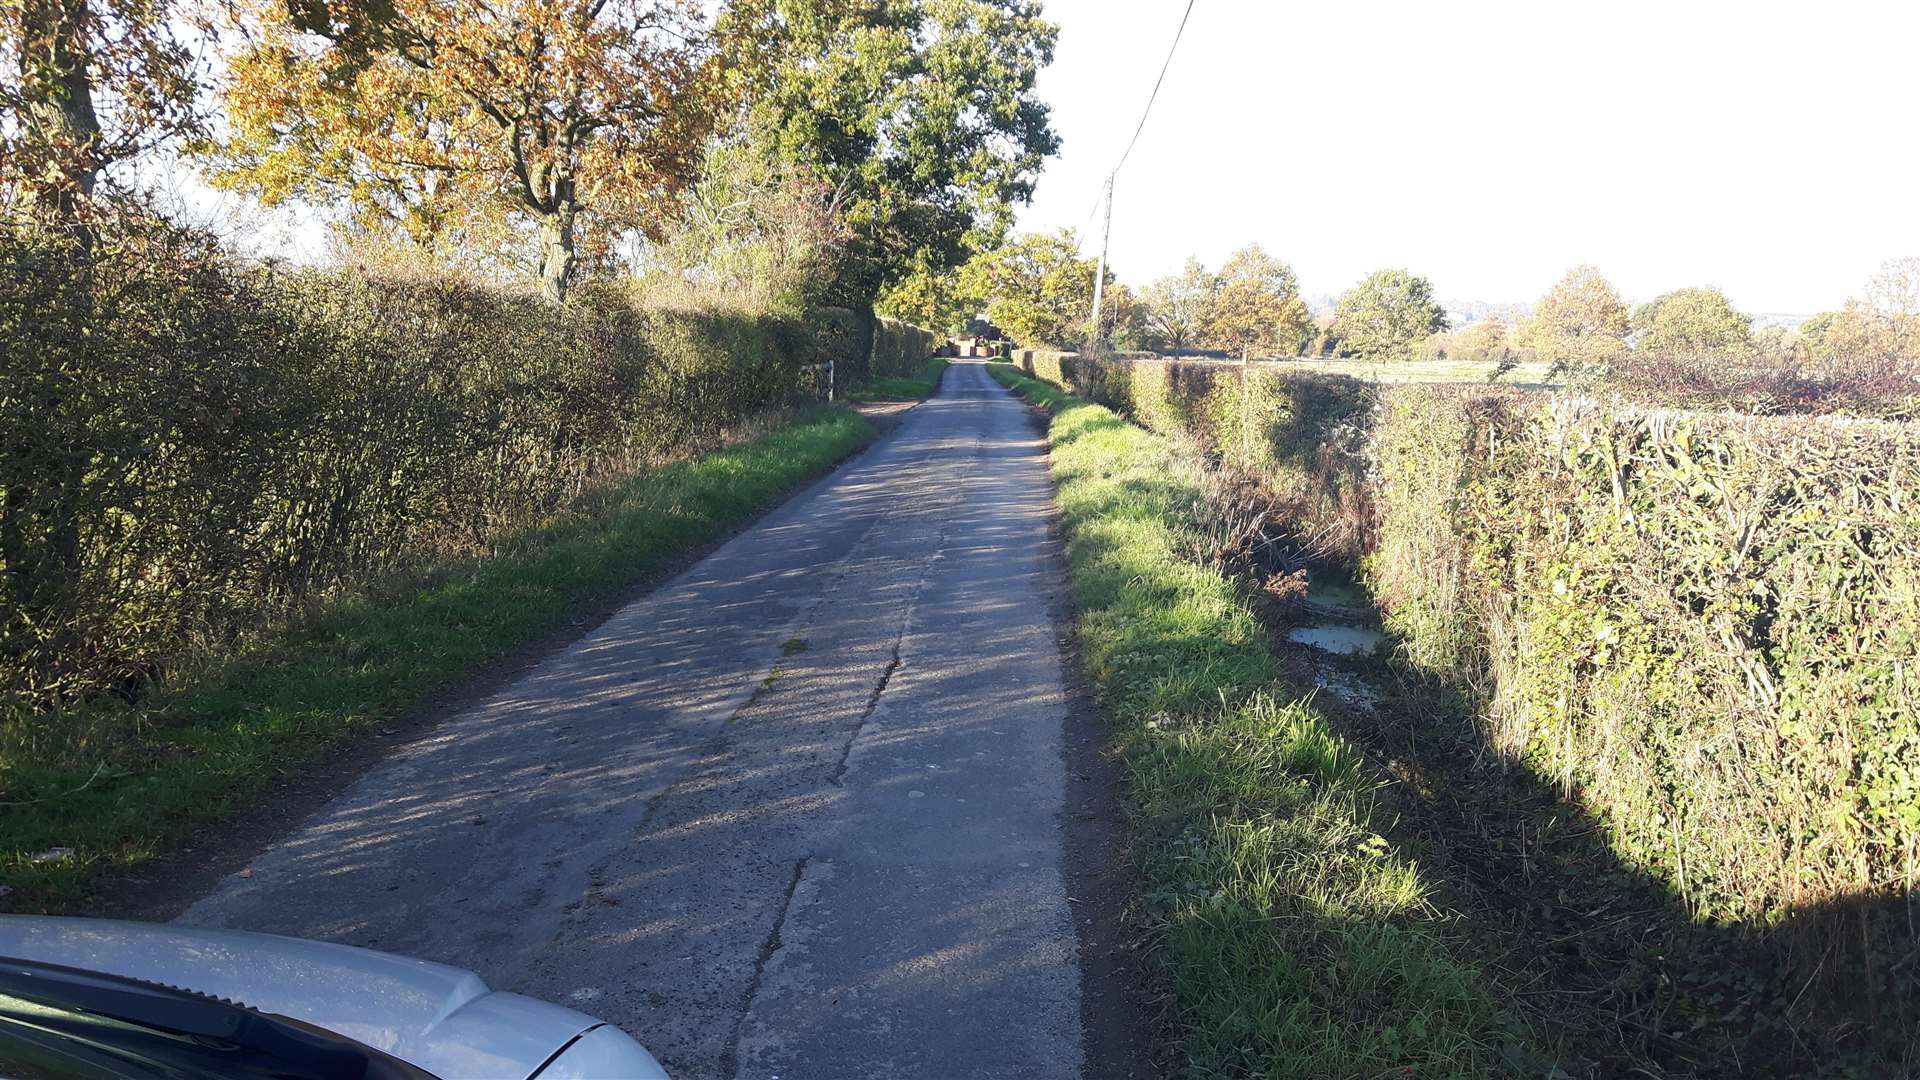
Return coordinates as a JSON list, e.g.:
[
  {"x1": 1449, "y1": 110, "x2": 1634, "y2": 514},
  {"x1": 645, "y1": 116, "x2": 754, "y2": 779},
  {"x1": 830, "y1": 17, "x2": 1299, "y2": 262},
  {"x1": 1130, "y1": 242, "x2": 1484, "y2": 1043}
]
[{"x1": 1258, "y1": 568, "x2": 1917, "y2": 1079}]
